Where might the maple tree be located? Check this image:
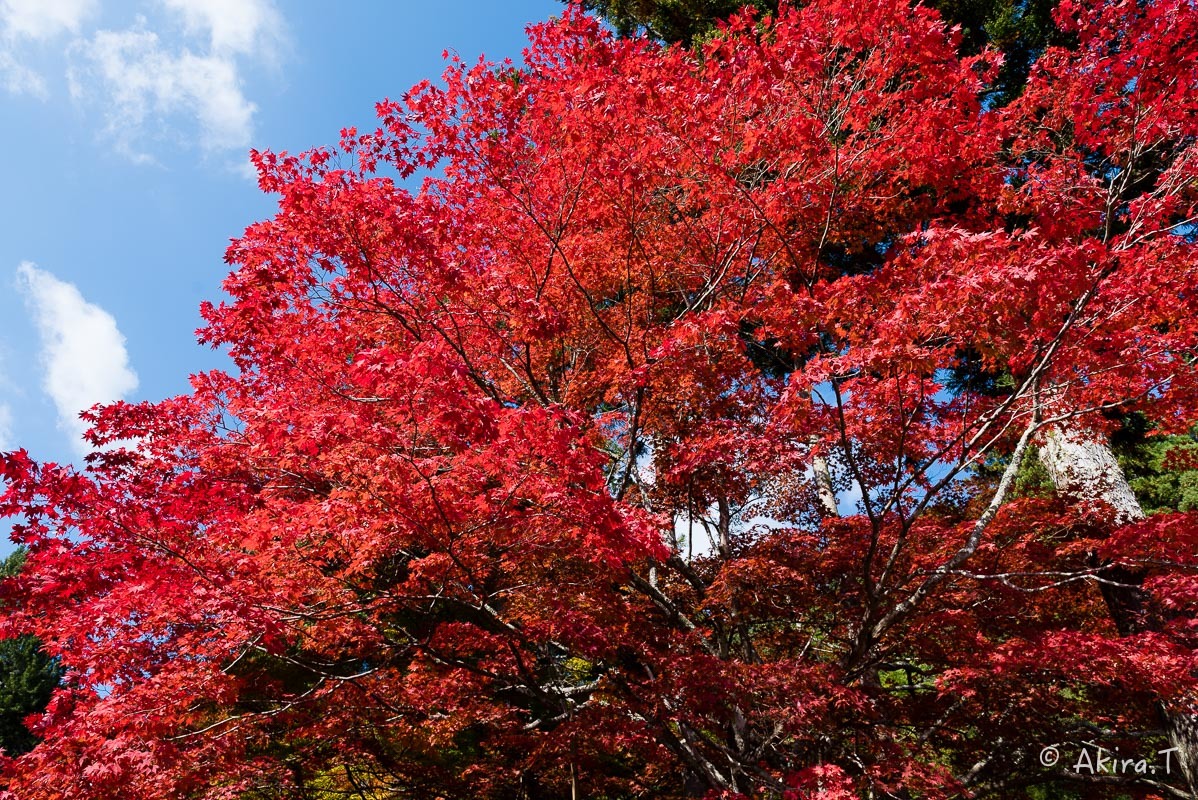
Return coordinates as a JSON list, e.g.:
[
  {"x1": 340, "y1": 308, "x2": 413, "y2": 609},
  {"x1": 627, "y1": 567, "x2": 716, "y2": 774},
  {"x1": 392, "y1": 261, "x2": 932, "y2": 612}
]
[{"x1": 1, "y1": 1, "x2": 1197, "y2": 798}]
